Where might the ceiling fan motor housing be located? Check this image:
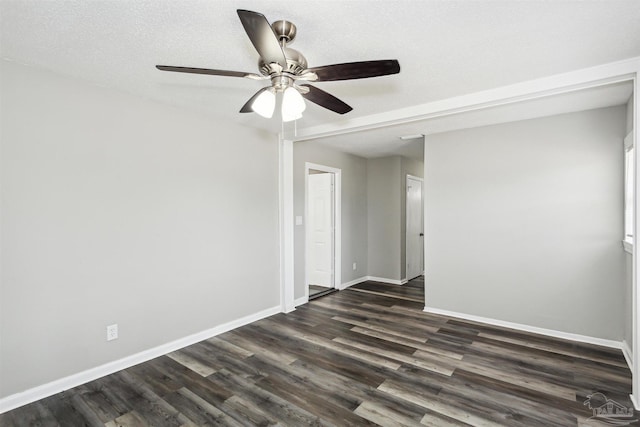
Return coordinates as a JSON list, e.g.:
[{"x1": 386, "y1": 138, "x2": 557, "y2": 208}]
[
  {"x1": 258, "y1": 19, "x2": 307, "y2": 80},
  {"x1": 259, "y1": 46, "x2": 308, "y2": 80}
]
